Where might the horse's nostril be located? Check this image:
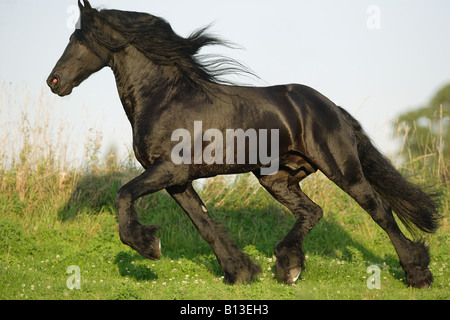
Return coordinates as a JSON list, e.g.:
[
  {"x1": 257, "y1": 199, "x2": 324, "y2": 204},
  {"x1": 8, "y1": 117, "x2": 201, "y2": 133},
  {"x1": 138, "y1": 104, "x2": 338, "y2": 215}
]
[{"x1": 48, "y1": 75, "x2": 60, "y2": 89}]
